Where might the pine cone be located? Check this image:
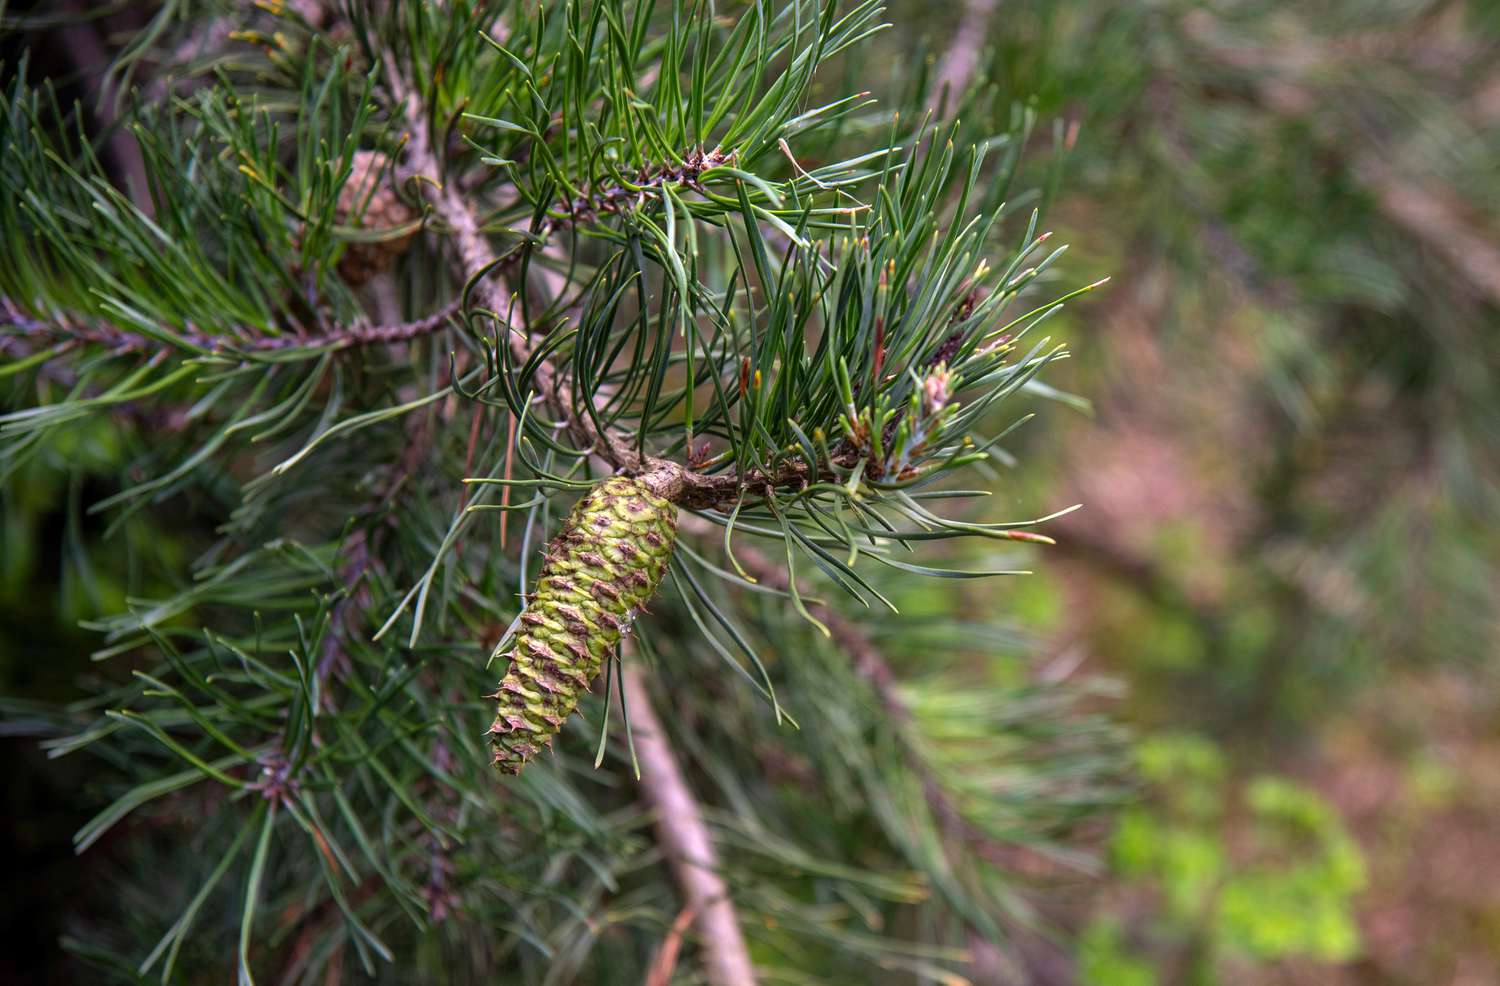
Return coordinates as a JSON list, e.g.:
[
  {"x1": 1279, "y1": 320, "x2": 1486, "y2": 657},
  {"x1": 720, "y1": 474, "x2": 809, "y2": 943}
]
[
  {"x1": 488, "y1": 476, "x2": 678, "y2": 773},
  {"x1": 333, "y1": 149, "x2": 418, "y2": 286}
]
